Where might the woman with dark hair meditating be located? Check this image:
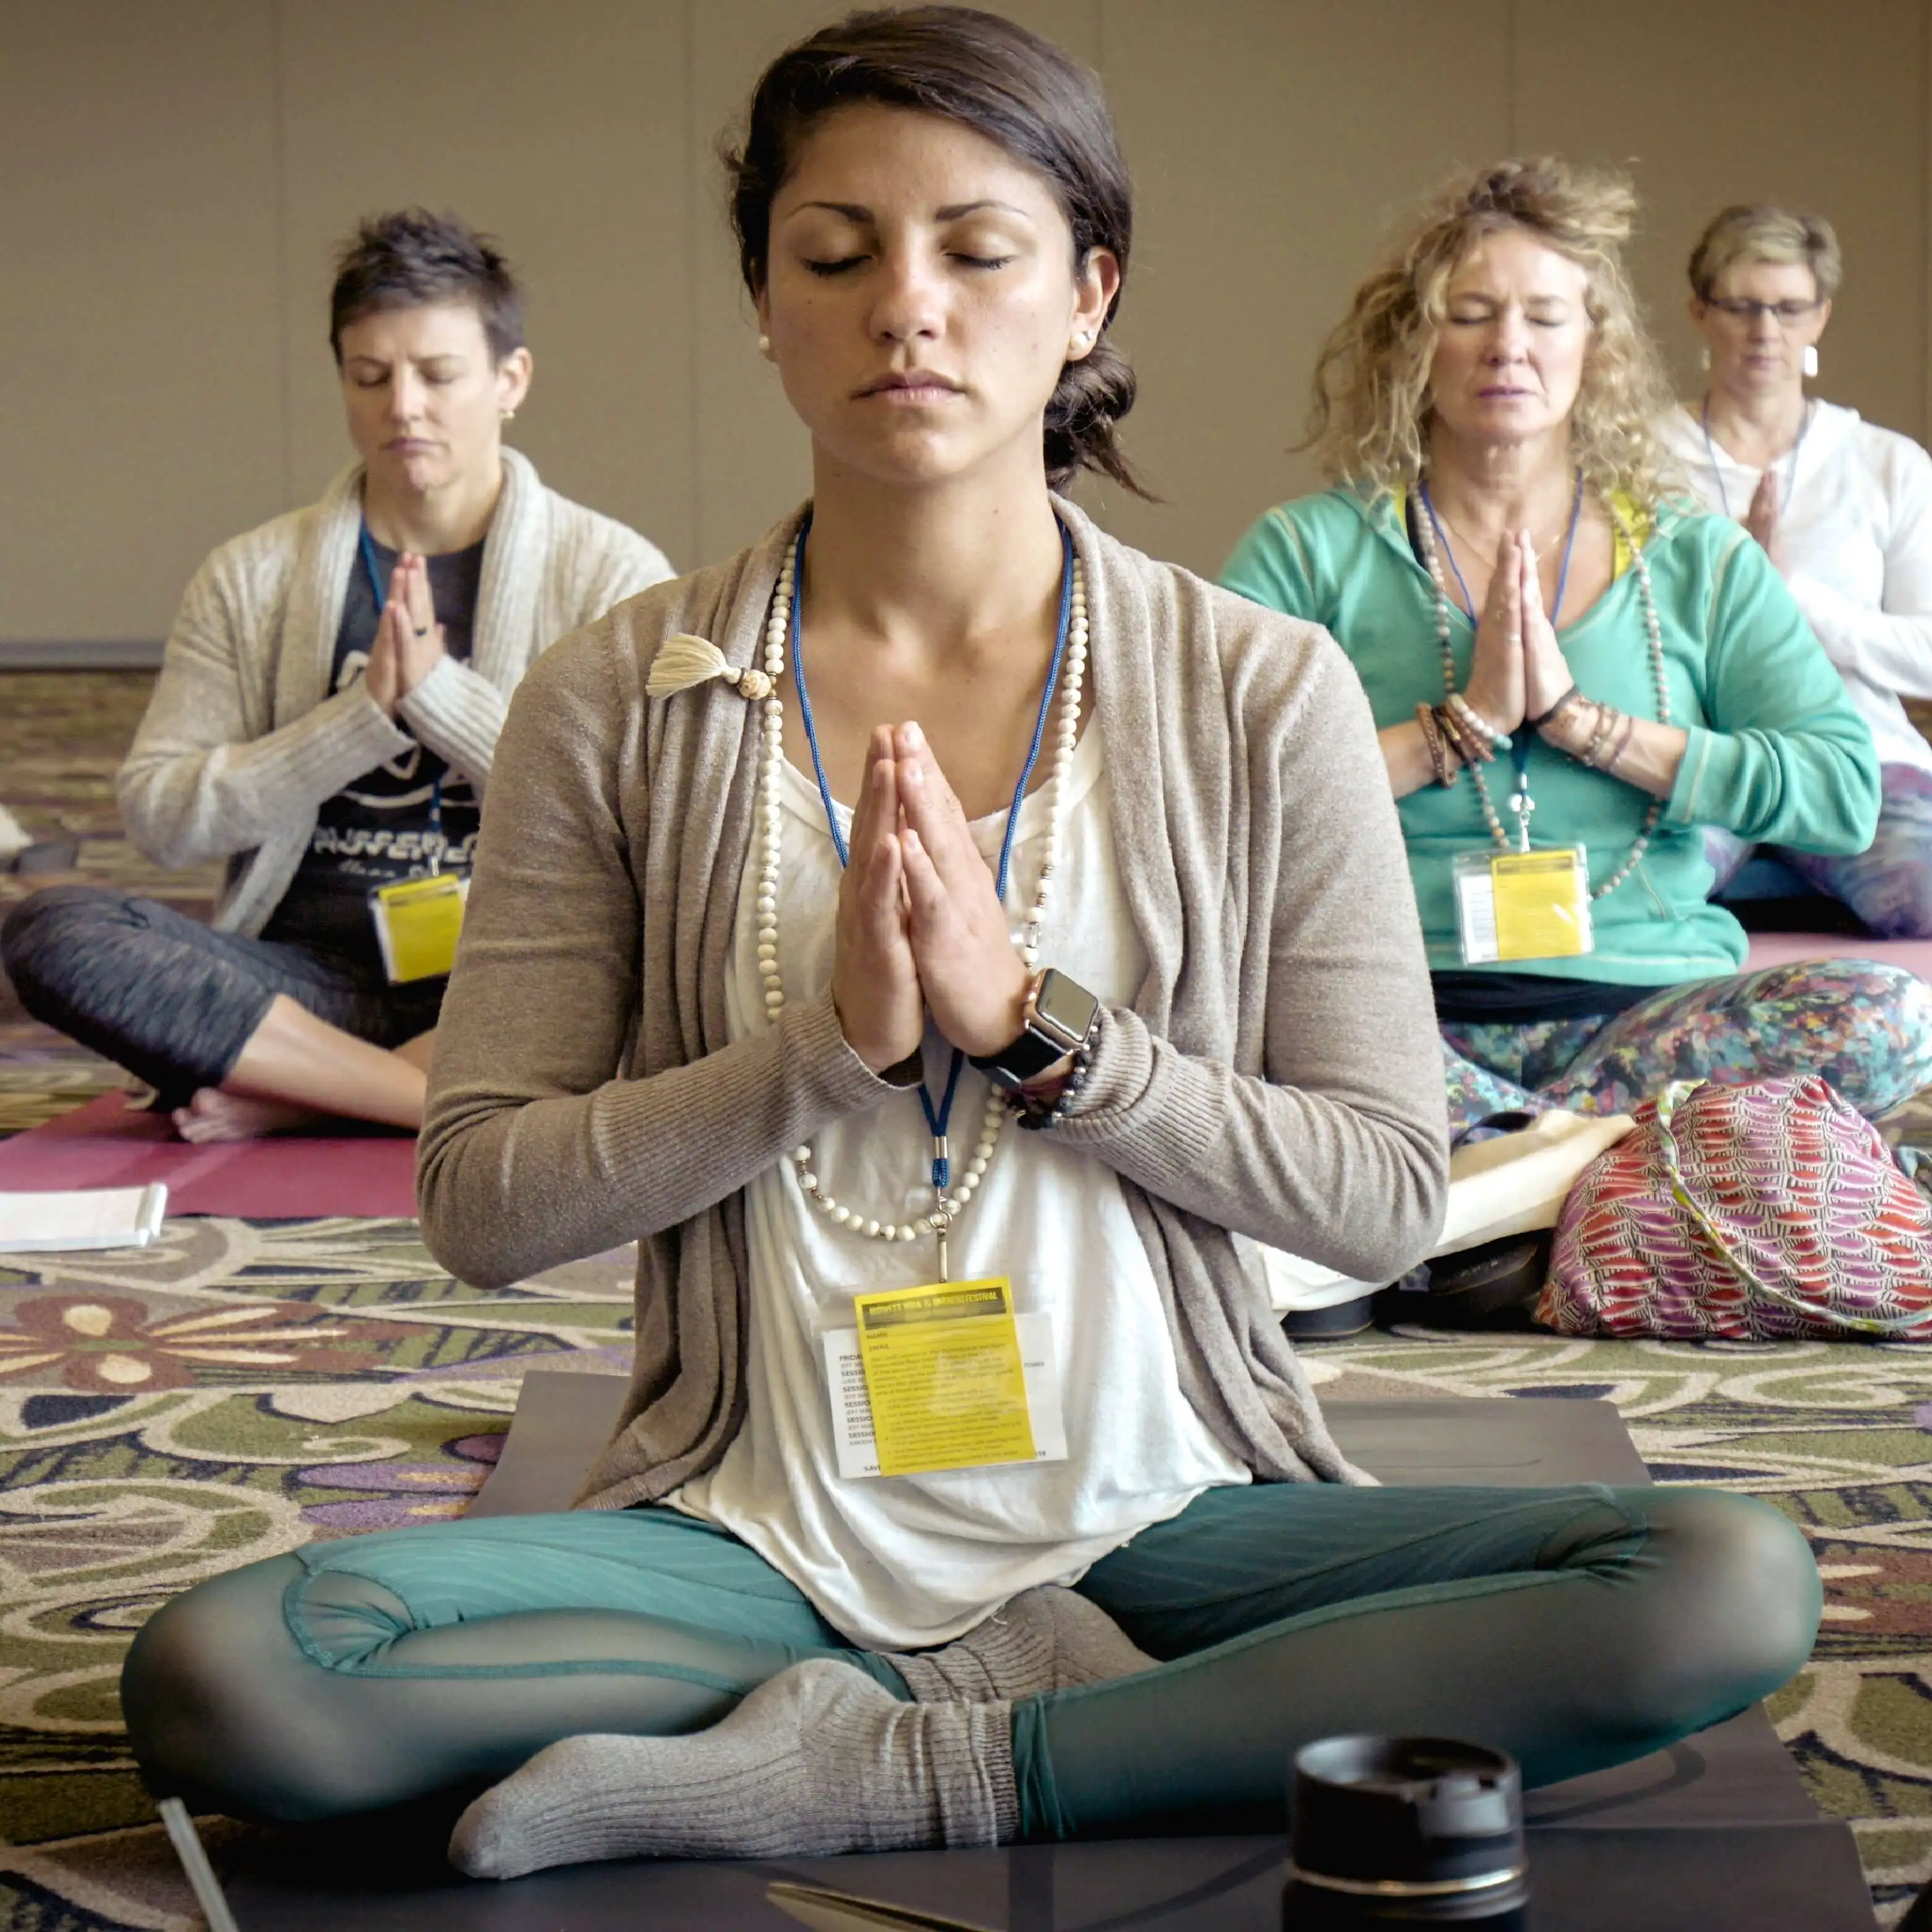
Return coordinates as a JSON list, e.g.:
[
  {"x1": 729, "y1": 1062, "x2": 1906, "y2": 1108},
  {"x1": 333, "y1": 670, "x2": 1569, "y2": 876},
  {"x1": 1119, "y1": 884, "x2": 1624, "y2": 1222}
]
[
  {"x1": 122, "y1": 12, "x2": 1820, "y2": 1875},
  {"x1": 0, "y1": 210, "x2": 672, "y2": 1141},
  {"x1": 1224, "y1": 159, "x2": 1932, "y2": 1138}
]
